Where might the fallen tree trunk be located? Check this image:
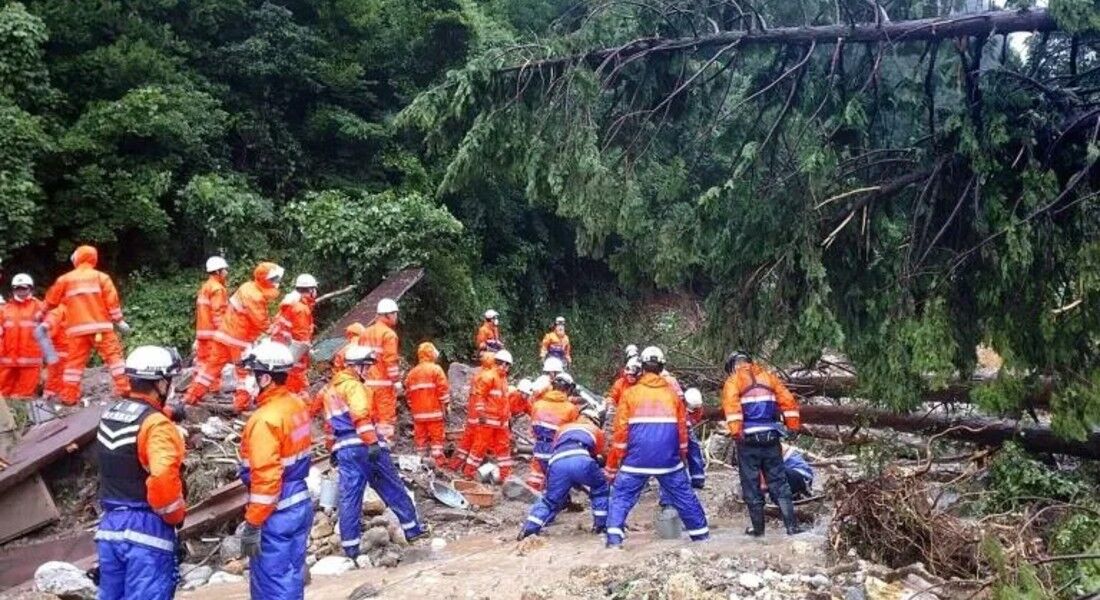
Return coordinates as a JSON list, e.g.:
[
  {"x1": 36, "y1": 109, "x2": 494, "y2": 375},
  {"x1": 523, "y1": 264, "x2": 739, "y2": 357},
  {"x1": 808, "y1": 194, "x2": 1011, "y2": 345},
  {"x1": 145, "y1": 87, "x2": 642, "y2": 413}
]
[
  {"x1": 703, "y1": 404, "x2": 1100, "y2": 459},
  {"x1": 501, "y1": 9, "x2": 1058, "y2": 76},
  {"x1": 785, "y1": 374, "x2": 1053, "y2": 408}
]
